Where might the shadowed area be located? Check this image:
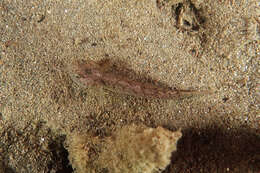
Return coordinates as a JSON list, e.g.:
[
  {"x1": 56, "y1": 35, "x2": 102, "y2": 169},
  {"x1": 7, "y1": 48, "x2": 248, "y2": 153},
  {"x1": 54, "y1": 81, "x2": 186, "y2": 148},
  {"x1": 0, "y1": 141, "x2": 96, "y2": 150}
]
[{"x1": 164, "y1": 126, "x2": 260, "y2": 172}]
